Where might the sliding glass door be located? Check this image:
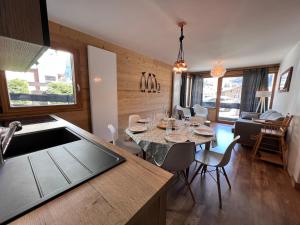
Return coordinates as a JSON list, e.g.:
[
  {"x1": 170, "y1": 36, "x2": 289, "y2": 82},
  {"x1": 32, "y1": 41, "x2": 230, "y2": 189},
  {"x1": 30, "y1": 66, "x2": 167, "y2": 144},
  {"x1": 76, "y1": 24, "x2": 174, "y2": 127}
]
[{"x1": 218, "y1": 76, "x2": 243, "y2": 121}]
